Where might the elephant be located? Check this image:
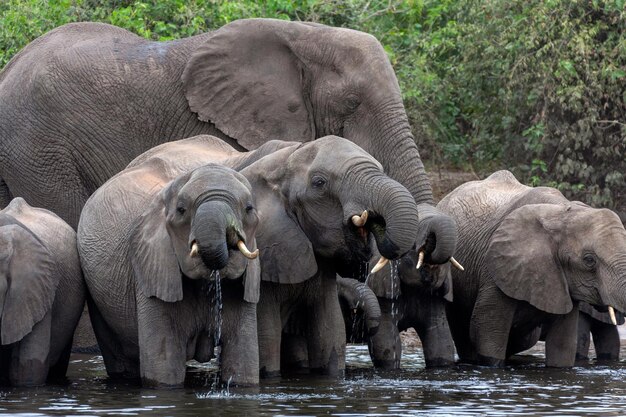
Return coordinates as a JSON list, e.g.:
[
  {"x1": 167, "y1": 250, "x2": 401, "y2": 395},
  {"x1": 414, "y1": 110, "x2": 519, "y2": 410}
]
[
  {"x1": 0, "y1": 198, "x2": 84, "y2": 386},
  {"x1": 78, "y1": 134, "x2": 419, "y2": 384},
  {"x1": 0, "y1": 18, "x2": 456, "y2": 272},
  {"x1": 439, "y1": 170, "x2": 626, "y2": 367},
  {"x1": 576, "y1": 303, "x2": 623, "y2": 362},
  {"x1": 79, "y1": 158, "x2": 261, "y2": 387},
  {"x1": 340, "y1": 239, "x2": 456, "y2": 369}
]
